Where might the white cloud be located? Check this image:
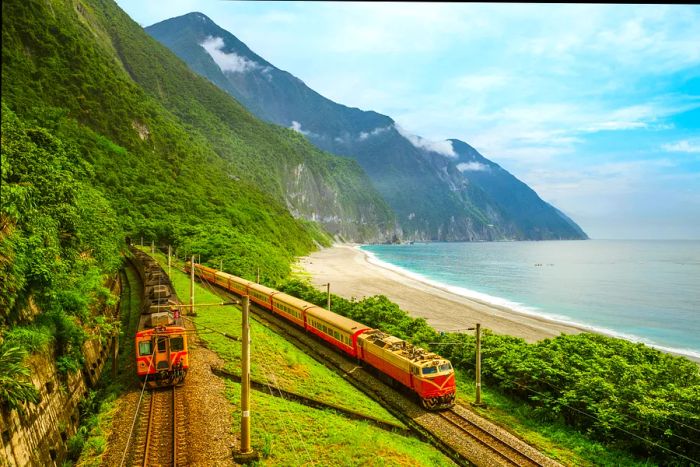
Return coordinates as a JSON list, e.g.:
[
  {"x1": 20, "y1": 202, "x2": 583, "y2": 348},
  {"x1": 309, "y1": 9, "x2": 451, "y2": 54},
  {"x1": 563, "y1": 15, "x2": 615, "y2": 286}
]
[
  {"x1": 457, "y1": 162, "x2": 490, "y2": 172},
  {"x1": 290, "y1": 120, "x2": 309, "y2": 135},
  {"x1": 358, "y1": 126, "x2": 390, "y2": 141},
  {"x1": 662, "y1": 140, "x2": 700, "y2": 154},
  {"x1": 200, "y1": 36, "x2": 270, "y2": 74},
  {"x1": 394, "y1": 124, "x2": 456, "y2": 158}
]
